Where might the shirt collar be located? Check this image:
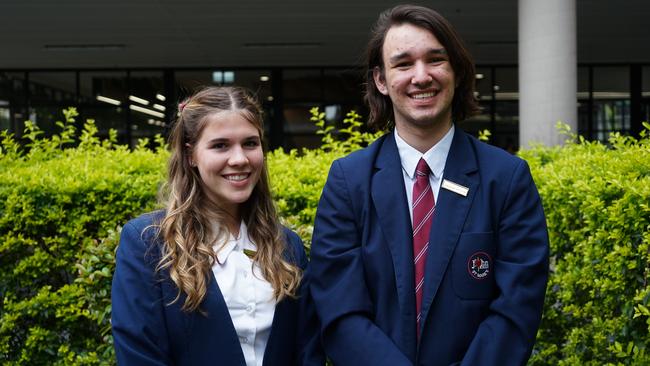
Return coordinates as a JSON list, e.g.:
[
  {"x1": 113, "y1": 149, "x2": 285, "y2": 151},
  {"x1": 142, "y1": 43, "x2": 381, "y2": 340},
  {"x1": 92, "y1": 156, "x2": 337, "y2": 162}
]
[
  {"x1": 394, "y1": 124, "x2": 455, "y2": 180},
  {"x1": 215, "y1": 221, "x2": 255, "y2": 264}
]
